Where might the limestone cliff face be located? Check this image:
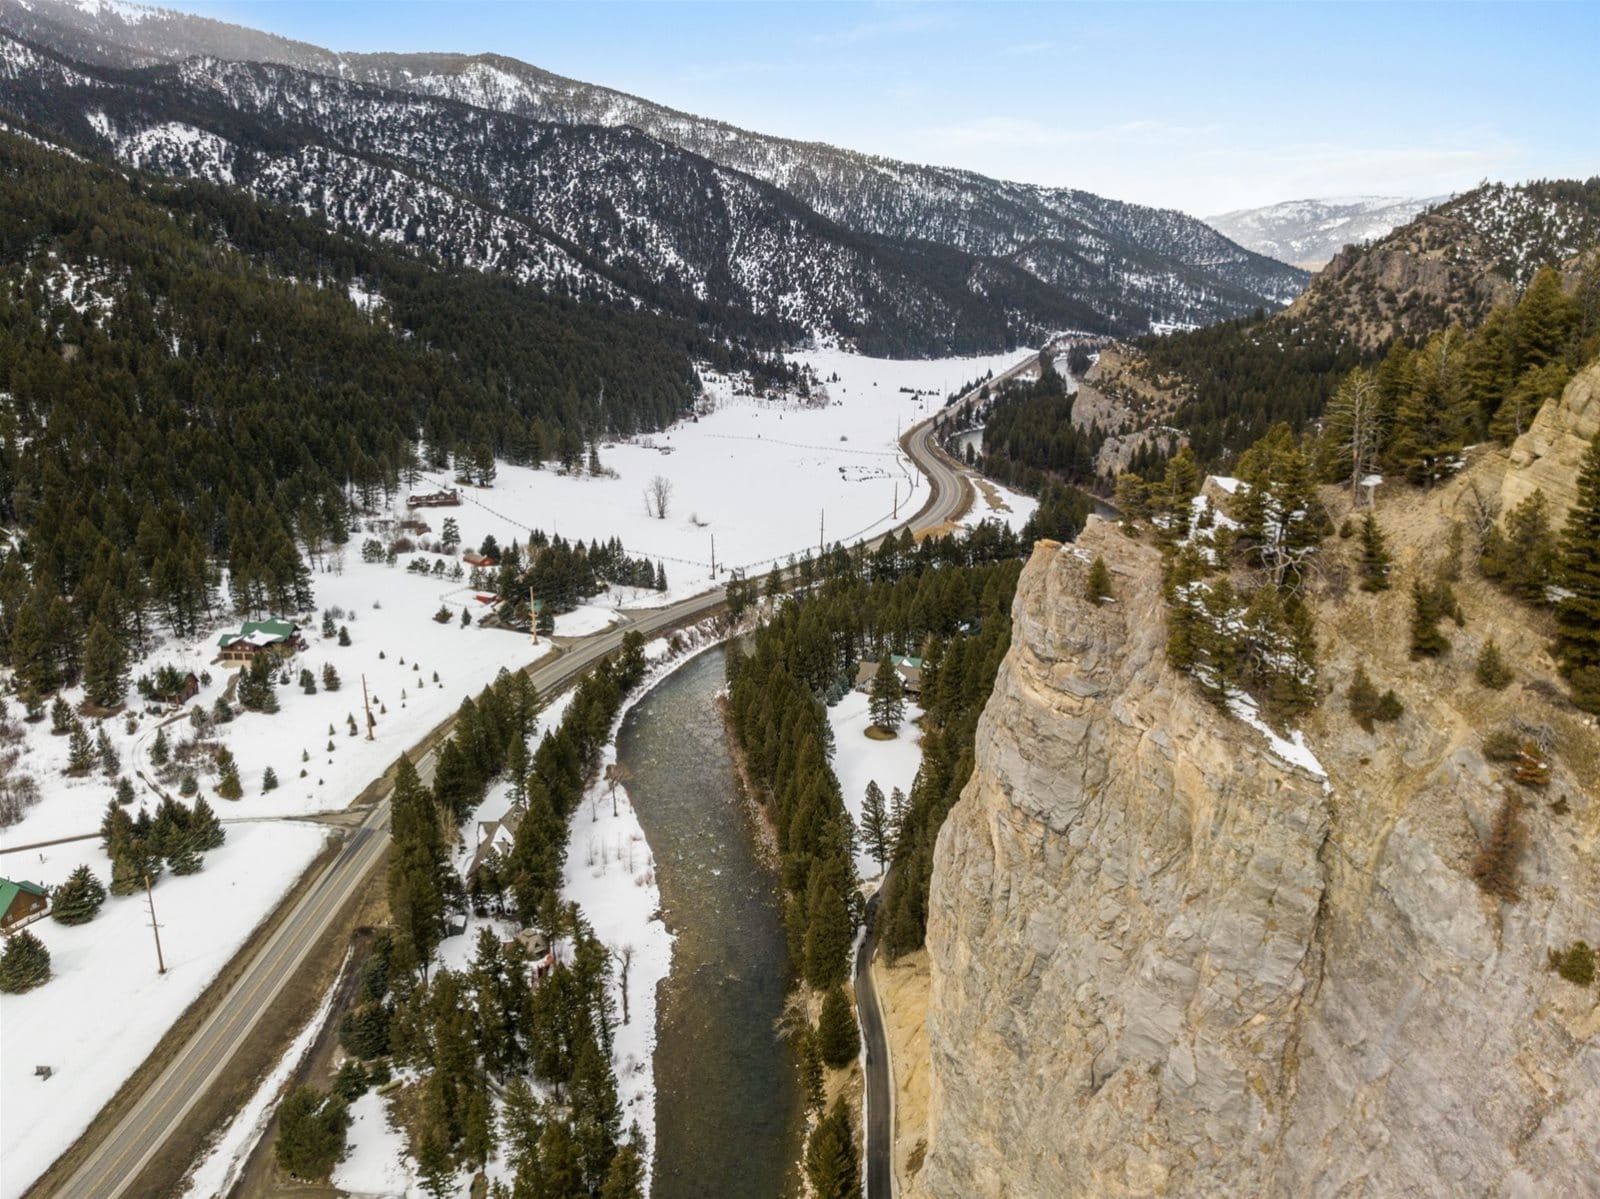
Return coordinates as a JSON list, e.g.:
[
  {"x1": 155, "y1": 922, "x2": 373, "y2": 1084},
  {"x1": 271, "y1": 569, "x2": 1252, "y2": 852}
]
[
  {"x1": 913, "y1": 514, "x2": 1600, "y2": 1199},
  {"x1": 1502, "y1": 360, "x2": 1600, "y2": 524}
]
